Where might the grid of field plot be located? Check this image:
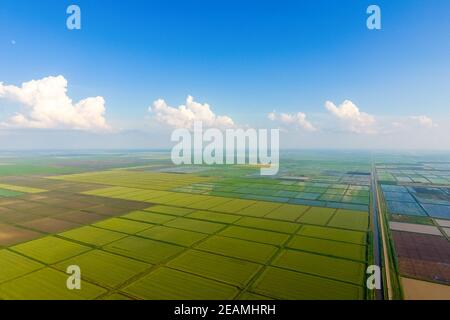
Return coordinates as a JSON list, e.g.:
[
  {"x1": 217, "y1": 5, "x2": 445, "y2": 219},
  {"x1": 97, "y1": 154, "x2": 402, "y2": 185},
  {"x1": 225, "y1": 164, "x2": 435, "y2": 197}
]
[
  {"x1": 0, "y1": 155, "x2": 371, "y2": 300},
  {"x1": 167, "y1": 158, "x2": 372, "y2": 212},
  {"x1": 377, "y1": 163, "x2": 450, "y2": 185},
  {"x1": 382, "y1": 184, "x2": 450, "y2": 220},
  {"x1": 172, "y1": 179, "x2": 370, "y2": 211},
  {"x1": 56, "y1": 169, "x2": 371, "y2": 212},
  {"x1": 377, "y1": 161, "x2": 450, "y2": 296}
]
